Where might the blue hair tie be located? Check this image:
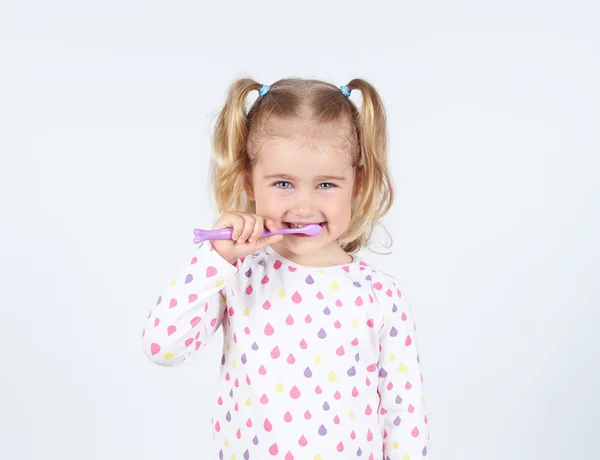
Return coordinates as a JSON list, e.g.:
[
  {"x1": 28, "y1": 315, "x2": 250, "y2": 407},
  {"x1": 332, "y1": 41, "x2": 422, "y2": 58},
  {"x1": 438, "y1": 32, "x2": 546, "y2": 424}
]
[
  {"x1": 258, "y1": 84, "x2": 270, "y2": 96},
  {"x1": 340, "y1": 85, "x2": 351, "y2": 97}
]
